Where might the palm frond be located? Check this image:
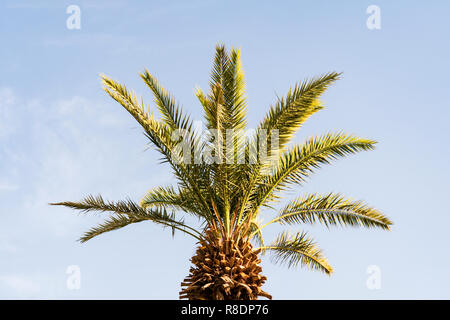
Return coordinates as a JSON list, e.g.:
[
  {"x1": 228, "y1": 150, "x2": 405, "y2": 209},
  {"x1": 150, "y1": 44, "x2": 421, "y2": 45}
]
[
  {"x1": 277, "y1": 193, "x2": 392, "y2": 229},
  {"x1": 222, "y1": 47, "x2": 247, "y2": 131},
  {"x1": 195, "y1": 86, "x2": 216, "y2": 132},
  {"x1": 201, "y1": 45, "x2": 248, "y2": 166},
  {"x1": 140, "y1": 72, "x2": 206, "y2": 173},
  {"x1": 101, "y1": 74, "x2": 175, "y2": 159},
  {"x1": 79, "y1": 214, "x2": 148, "y2": 243},
  {"x1": 140, "y1": 185, "x2": 205, "y2": 218},
  {"x1": 237, "y1": 73, "x2": 341, "y2": 223},
  {"x1": 101, "y1": 75, "x2": 212, "y2": 217},
  {"x1": 255, "y1": 193, "x2": 392, "y2": 235},
  {"x1": 50, "y1": 195, "x2": 203, "y2": 241},
  {"x1": 140, "y1": 69, "x2": 193, "y2": 131},
  {"x1": 258, "y1": 72, "x2": 341, "y2": 152},
  {"x1": 253, "y1": 132, "x2": 377, "y2": 211},
  {"x1": 259, "y1": 231, "x2": 332, "y2": 274}
]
